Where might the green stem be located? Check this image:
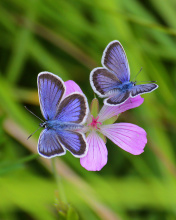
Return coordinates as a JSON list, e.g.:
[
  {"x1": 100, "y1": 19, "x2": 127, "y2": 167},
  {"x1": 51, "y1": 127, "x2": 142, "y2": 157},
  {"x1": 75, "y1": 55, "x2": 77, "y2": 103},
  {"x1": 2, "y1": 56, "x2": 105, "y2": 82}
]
[{"x1": 51, "y1": 157, "x2": 67, "y2": 203}]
